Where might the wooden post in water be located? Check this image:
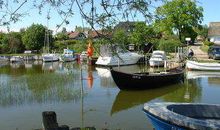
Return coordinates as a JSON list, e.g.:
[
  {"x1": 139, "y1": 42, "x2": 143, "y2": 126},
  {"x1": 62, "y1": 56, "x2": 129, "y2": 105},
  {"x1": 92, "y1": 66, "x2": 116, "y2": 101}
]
[
  {"x1": 42, "y1": 111, "x2": 59, "y2": 130},
  {"x1": 42, "y1": 111, "x2": 69, "y2": 130}
]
